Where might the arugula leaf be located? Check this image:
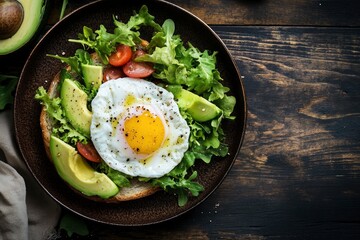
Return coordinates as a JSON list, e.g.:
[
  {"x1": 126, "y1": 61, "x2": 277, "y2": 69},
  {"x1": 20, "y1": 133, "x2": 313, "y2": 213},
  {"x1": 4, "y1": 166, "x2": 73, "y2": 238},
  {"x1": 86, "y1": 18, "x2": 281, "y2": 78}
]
[
  {"x1": 137, "y1": 19, "x2": 231, "y2": 99},
  {"x1": 185, "y1": 43, "x2": 218, "y2": 94},
  {"x1": 150, "y1": 171, "x2": 204, "y2": 207},
  {"x1": 59, "y1": 212, "x2": 89, "y2": 237},
  {"x1": 127, "y1": 5, "x2": 162, "y2": 31},
  {"x1": 69, "y1": 5, "x2": 161, "y2": 64},
  {"x1": 136, "y1": 19, "x2": 183, "y2": 82},
  {"x1": 59, "y1": 0, "x2": 68, "y2": 20},
  {"x1": 47, "y1": 49, "x2": 92, "y2": 76},
  {"x1": 0, "y1": 74, "x2": 18, "y2": 110},
  {"x1": 96, "y1": 162, "x2": 131, "y2": 188},
  {"x1": 214, "y1": 95, "x2": 236, "y2": 119},
  {"x1": 138, "y1": 19, "x2": 180, "y2": 65}
]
